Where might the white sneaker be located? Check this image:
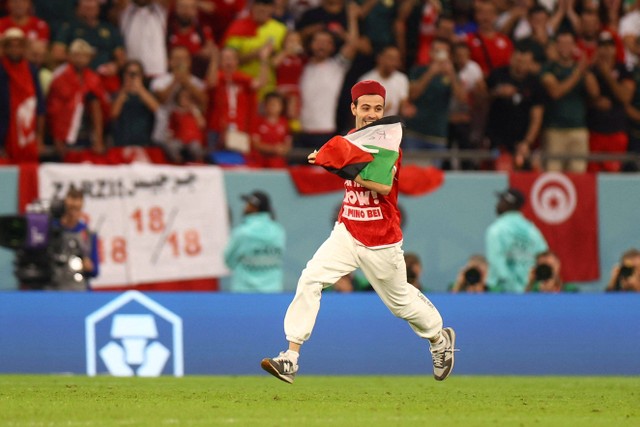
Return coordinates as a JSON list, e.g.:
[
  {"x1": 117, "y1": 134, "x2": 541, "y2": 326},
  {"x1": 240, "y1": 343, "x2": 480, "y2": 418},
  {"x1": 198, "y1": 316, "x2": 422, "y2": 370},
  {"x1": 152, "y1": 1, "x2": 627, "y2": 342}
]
[
  {"x1": 261, "y1": 352, "x2": 298, "y2": 384},
  {"x1": 430, "y1": 327, "x2": 456, "y2": 381}
]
